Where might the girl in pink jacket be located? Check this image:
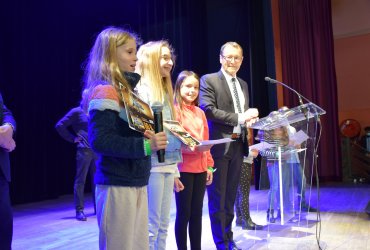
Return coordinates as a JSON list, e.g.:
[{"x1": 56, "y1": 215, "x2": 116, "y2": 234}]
[{"x1": 173, "y1": 70, "x2": 214, "y2": 250}]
